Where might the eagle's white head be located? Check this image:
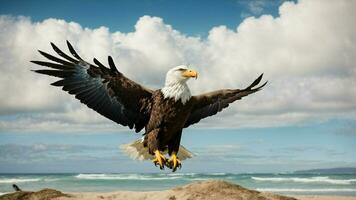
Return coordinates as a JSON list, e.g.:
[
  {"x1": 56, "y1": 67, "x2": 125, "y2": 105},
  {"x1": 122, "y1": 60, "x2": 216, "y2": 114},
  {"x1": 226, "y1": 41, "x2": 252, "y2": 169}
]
[{"x1": 161, "y1": 65, "x2": 198, "y2": 104}]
